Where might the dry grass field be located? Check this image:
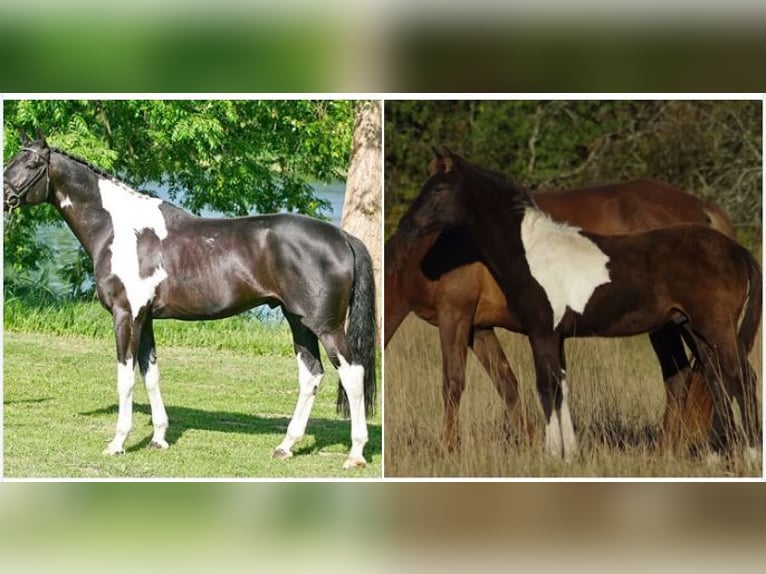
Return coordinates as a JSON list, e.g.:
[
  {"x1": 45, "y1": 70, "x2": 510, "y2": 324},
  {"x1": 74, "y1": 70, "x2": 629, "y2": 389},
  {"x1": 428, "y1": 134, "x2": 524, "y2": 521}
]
[{"x1": 384, "y1": 315, "x2": 762, "y2": 478}]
